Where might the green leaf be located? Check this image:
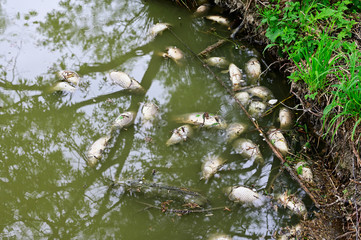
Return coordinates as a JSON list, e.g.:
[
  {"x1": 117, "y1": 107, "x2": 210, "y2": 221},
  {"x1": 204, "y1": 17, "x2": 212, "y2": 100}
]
[
  {"x1": 316, "y1": 8, "x2": 336, "y2": 20},
  {"x1": 265, "y1": 29, "x2": 283, "y2": 43},
  {"x1": 297, "y1": 165, "x2": 303, "y2": 175},
  {"x1": 305, "y1": 92, "x2": 318, "y2": 100}
]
